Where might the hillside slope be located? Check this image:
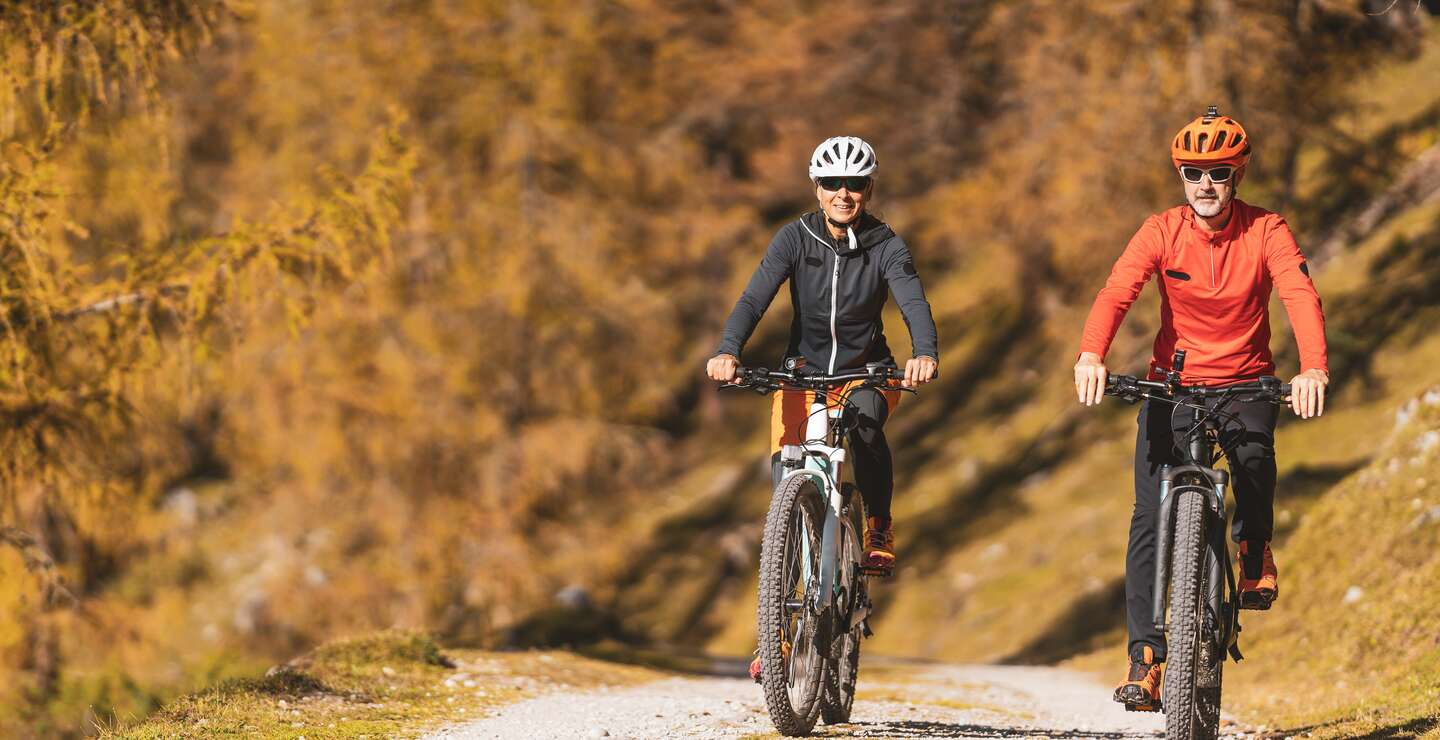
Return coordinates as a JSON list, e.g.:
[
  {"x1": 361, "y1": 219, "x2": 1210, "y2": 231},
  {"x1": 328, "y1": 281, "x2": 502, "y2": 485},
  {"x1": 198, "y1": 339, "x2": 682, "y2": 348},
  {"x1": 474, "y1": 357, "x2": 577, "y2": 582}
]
[
  {"x1": 3, "y1": 4, "x2": 1436, "y2": 737},
  {"x1": 619, "y1": 22, "x2": 1440, "y2": 736}
]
